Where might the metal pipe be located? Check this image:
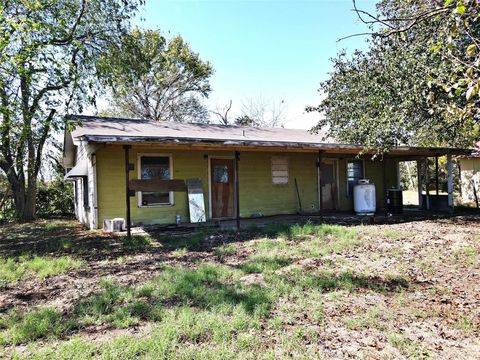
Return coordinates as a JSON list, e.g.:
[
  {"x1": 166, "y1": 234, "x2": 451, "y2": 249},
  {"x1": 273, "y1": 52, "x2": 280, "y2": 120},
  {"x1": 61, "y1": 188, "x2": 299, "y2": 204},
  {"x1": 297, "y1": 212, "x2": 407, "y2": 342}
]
[{"x1": 124, "y1": 145, "x2": 132, "y2": 238}]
